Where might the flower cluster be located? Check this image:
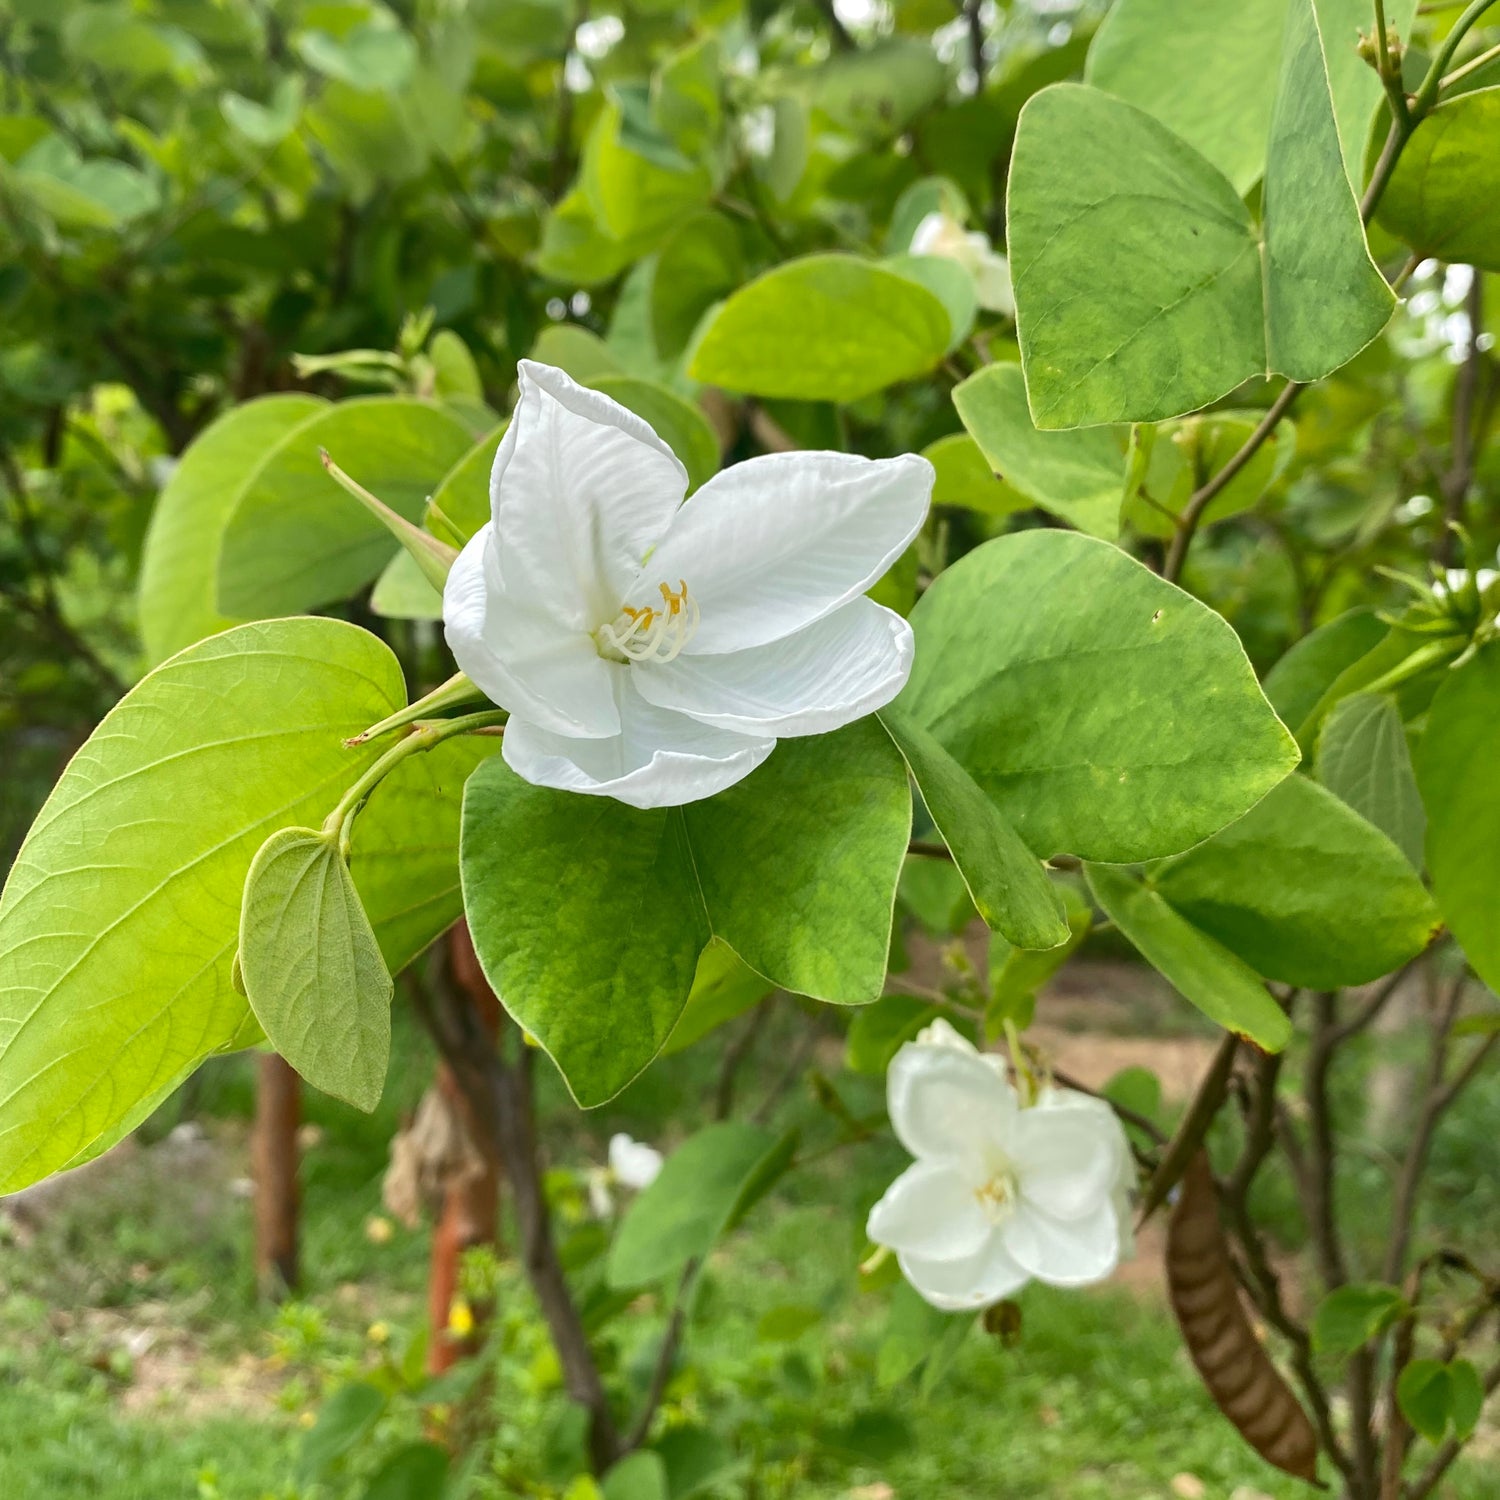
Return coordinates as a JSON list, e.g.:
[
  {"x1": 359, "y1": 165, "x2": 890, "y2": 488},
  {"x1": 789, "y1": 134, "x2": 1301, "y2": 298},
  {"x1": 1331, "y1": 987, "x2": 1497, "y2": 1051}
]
[
  {"x1": 443, "y1": 361, "x2": 933, "y2": 810},
  {"x1": 867, "y1": 1020, "x2": 1133, "y2": 1311}
]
